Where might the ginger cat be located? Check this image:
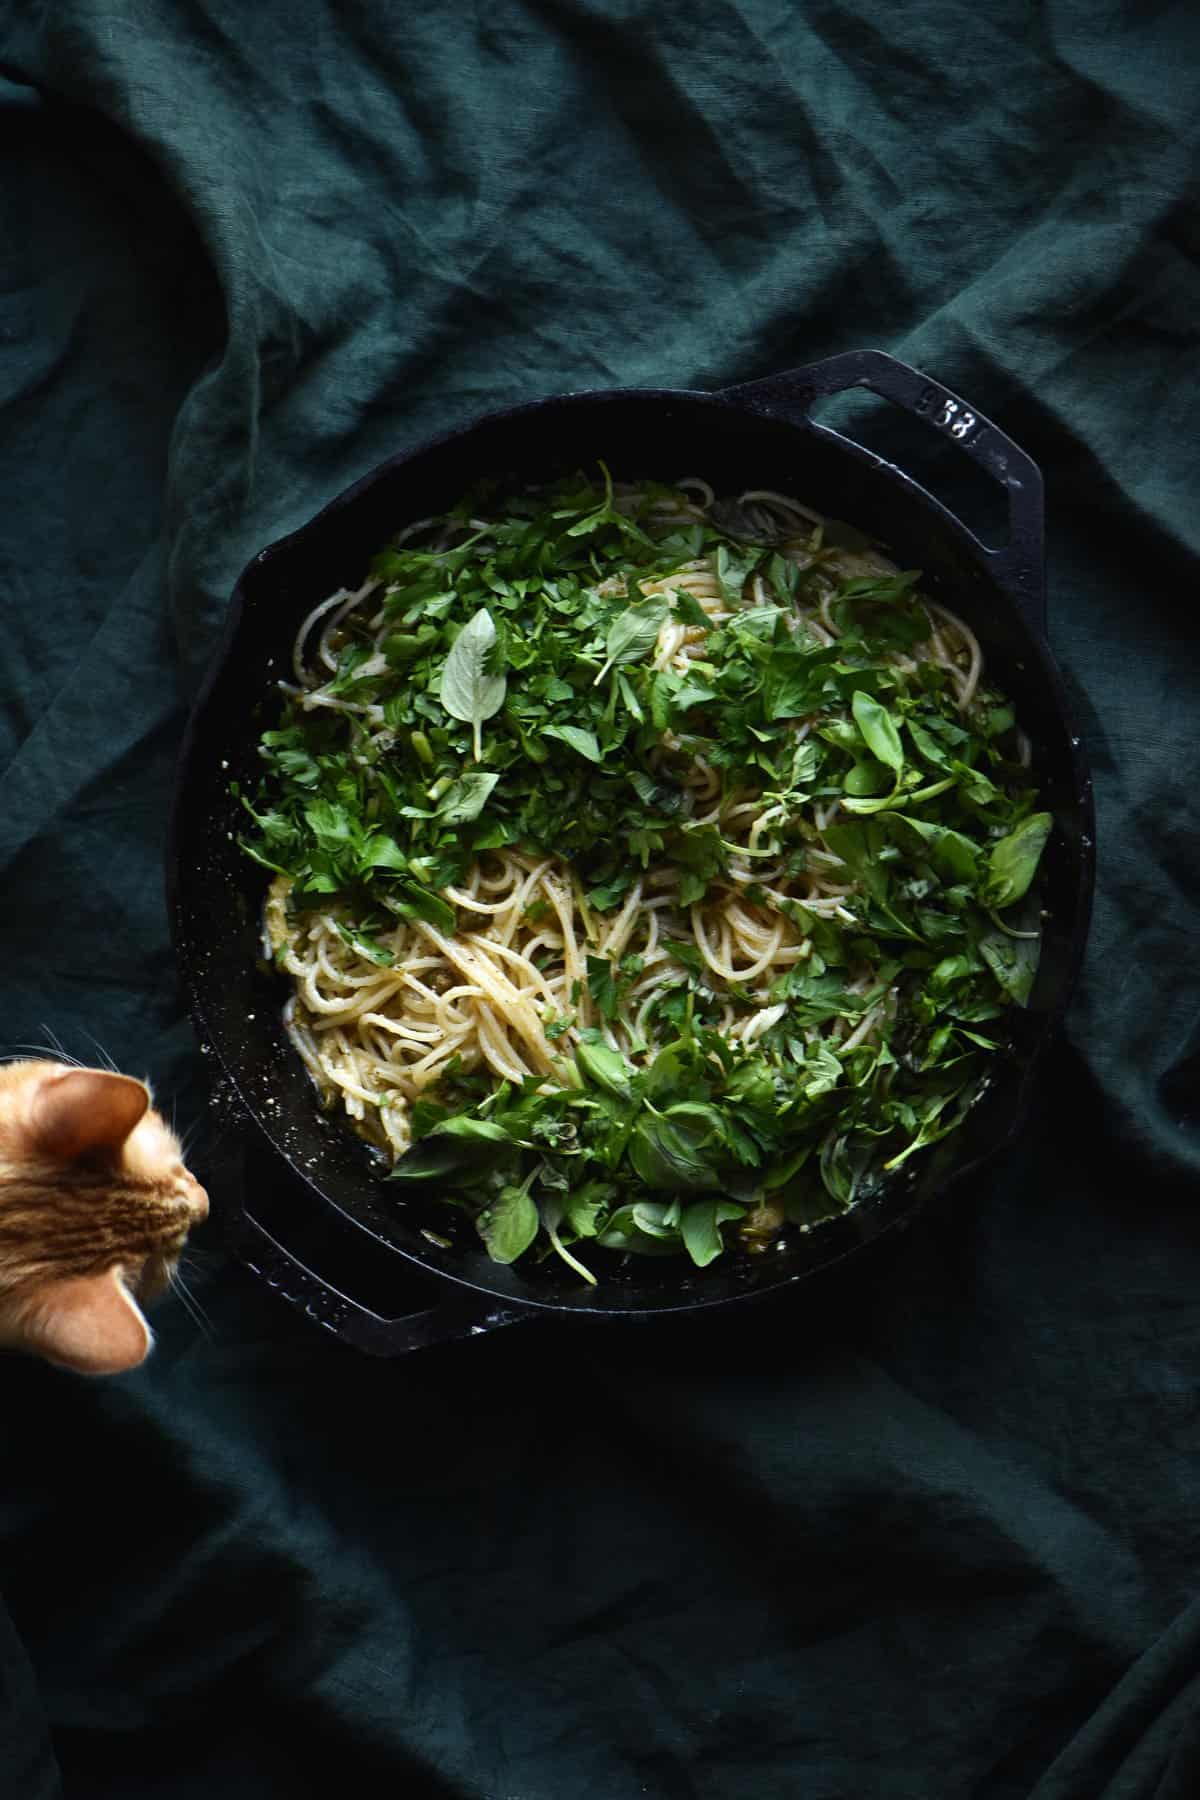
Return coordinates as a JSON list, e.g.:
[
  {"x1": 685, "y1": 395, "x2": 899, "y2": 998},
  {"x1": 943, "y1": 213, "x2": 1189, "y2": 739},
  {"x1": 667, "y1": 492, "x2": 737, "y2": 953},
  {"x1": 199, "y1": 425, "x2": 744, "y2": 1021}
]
[{"x1": 0, "y1": 1060, "x2": 208, "y2": 1375}]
